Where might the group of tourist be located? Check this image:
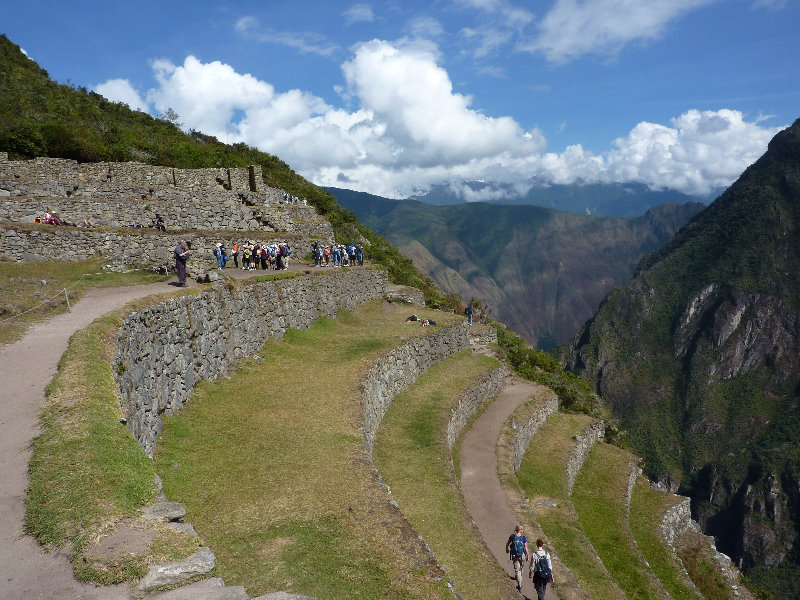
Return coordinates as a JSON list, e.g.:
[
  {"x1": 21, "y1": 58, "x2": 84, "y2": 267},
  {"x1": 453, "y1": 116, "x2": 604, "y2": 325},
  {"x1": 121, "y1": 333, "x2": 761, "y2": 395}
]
[
  {"x1": 277, "y1": 189, "x2": 307, "y2": 205},
  {"x1": 311, "y1": 241, "x2": 364, "y2": 267},
  {"x1": 215, "y1": 241, "x2": 292, "y2": 271}
]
